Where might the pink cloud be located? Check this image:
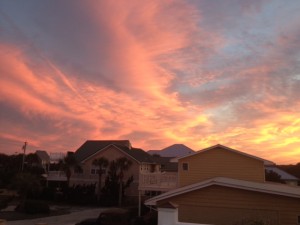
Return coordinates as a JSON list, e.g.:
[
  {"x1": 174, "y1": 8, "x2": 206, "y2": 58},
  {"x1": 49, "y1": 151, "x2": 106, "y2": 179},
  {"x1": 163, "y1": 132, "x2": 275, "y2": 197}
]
[{"x1": 1, "y1": 1, "x2": 300, "y2": 164}]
